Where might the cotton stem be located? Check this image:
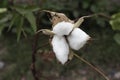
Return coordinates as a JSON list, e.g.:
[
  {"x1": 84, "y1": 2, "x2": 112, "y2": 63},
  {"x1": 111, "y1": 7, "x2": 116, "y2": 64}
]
[
  {"x1": 73, "y1": 52, "x2": 110, "y2": 80},
  {"x1": 31, "y1": 34, "x2": 39, "y2": 80}
]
